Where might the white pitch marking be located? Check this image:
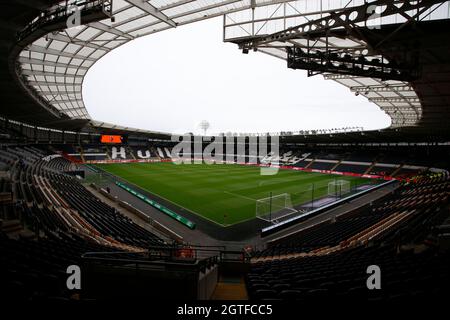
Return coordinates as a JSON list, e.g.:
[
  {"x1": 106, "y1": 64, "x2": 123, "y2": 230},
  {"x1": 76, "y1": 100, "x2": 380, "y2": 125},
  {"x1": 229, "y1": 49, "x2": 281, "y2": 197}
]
[{"x1": 223, "y1": 191, "x2": 257, "y2": 202}]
